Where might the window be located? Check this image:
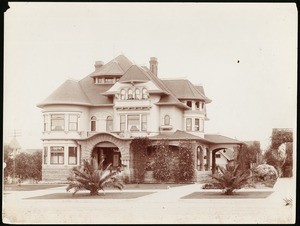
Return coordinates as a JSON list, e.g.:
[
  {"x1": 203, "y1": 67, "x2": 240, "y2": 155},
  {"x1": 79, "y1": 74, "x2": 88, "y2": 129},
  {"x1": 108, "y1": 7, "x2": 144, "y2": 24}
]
[
  {"x1": 216, "y1": 154, "x2": 221, "y2": 158},
  {"x1": 135, "y1": 89, "x2": 140, "y2": 100},
  {"x1": 128, "y1": 115, "x2": 140, "y2": 131},
  {"x1": 51, "y1": 114, "x2": 65, "y2": 131},
  {"x1": 68, "y1": 147, "x2": 77, "y2": 165},
  {"x1": 43, "y1": 147, "x2": 48, "y2": 164},
  {"x1": 120, "y1": 115, "x2": 126, "y2": 132},
  {"x1": 106, "y1": 116, "x2": 113, "y2": 132},
  {"x1": 202, "y1": 102, "x2": 205, "y2": 109},
  {"x1": 96, "y1": 78, "x2": 103, "y2": 84},
  {"x1": 105, "y1": 78, "x2": 114, "y2": 83},
  {"x1": 141, "y1": 114, "x2": 147, "y2": 131},
  {"x1": 50, "y1": 146, "x2": 64, "y2": 165},
  {"x1": 164, "y1": 115, "x2": 170, "y2": 125},
  {"x1": 43, "y1": 115, "x2": 49, "y2": 131},
  {"x1": 187, "y1": 101, "x2": 192, "y2": 108},
  {"x1": 91, "y1": 116, "x2": 97, "y2": 131},
  {"x1": 120, "y1": 89, "x2": 126, "y2": 100},
  {"x1": 195, "y1": 118, "x2": 200, "y2": 131},
  {"x1": 186, "y1": 118, "x2": 192, "y2": 131},
  {"x1": 195, "y1": 102, "x2": 200, "y2": 110},
  {"x1": 142, "y1": 88, "x2": 148, "y2": 99},
  {"x1": 69, "y1": 114, "x2": 78, "y2": 131},
  {"x1": 128, "y1": 89, "x2": 133, "y2": 100}
]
